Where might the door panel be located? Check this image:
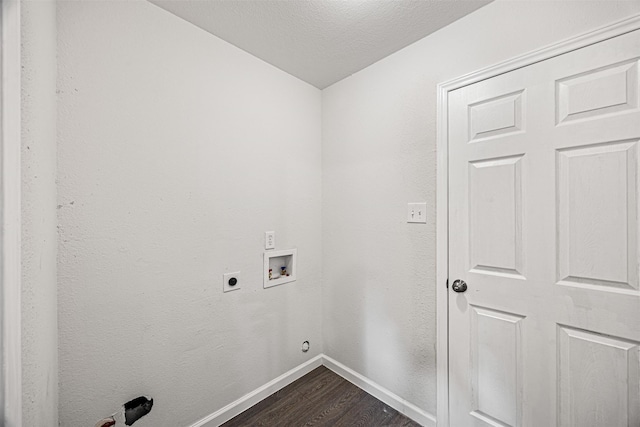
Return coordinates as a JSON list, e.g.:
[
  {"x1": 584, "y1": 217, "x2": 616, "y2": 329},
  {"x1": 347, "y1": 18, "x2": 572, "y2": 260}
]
[
  {"x1": 557, "y1": 326, "x2": 640, "y2": 427},
  {"x1": 556, "y1": 59, "x2": 638, "y2": 124},
  {"x1": 469, "y1": 155, "x2": 524, "y2": 278},
  {"x1": 469, "y1": 90, "x2": 525, "y2": 142},
  {"x1": 557, "y1": 140, "x2": 638, "y2": 291},
  {"x1": 448, "y1": 29, "x2": 640, "y2": 427},
  {"x1": 470, "y1": 306, "x2": 524, "y2": 427}
]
